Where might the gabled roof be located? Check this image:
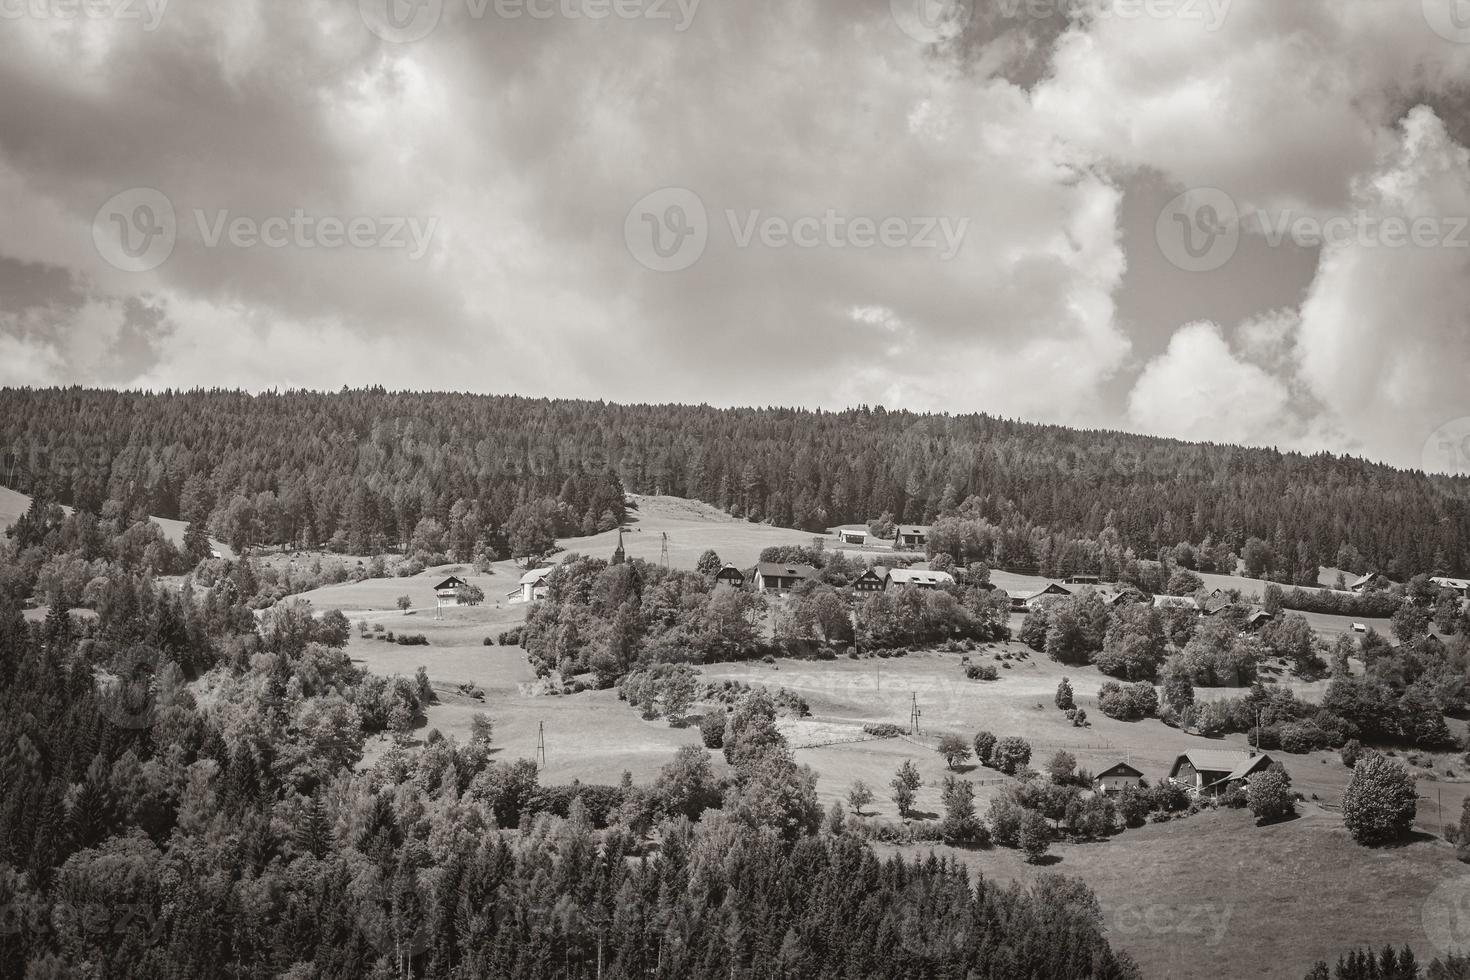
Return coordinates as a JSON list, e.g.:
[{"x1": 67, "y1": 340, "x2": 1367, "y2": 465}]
[
  {"x1": 1245, "y1": 608, "x2": 1274, "y2": 624},
  {"x1": 1204, "y1": 754, "x2": 1276, "y2": 789},
  {"x1": 1169, "y1": 749, "x2": 1252, "y2": 778},
  {"x1": 519, "y1": 567, "x2": 556, "y2": 585},
  {"x1": 856, "y1": 566, "x2": 890, "y2": 581},
  {"x1": 896, "y1": 525, "x2": 930, "y2": 536},
  {"x1": 715, "y1": 563, "x2": 745, "y2": 579},
  {"x1": 753, "y1": 562, "x2": 817, "y2": 579},
  {"x1": 1201, "y1": 593, "x2": 1234, "y2": 615},
  {"x1": 433, "y1": 576, "x2": 467, "y2": 591},
  {"x1": 1432, "y1": 576, "x2": 1470, "y2": 591},
  {"x1": 1350, "y1": 571, "x2": 1386, "y2": 588},
  {"x1": 887, "y1": 568, "x2": 955, "y2": 587},
  {"x1": 1095, "y1": 762, "x2": 1144, "y2": 779},
  {"x1": 1016, "y1": 582, "x2": 1072, "y2": 601},
  {"x1": 1153, "y1": 595, "x2": 1200, "y2": 610}
]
